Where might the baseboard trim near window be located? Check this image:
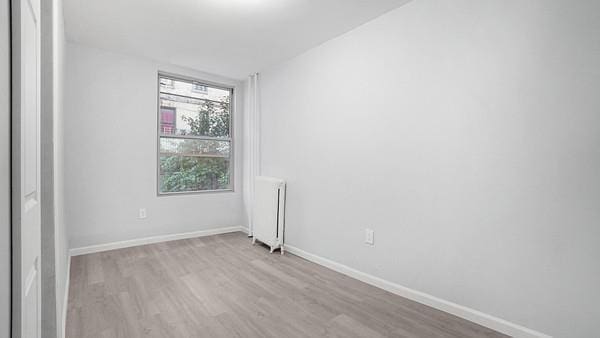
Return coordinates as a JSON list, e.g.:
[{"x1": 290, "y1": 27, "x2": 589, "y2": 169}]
[
  {"x1": 69, "y1": 226, "x2": 246, "y2": 256},
  {"x1": 284, "y1": 244, "x2": 551, "y2": 338}
]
